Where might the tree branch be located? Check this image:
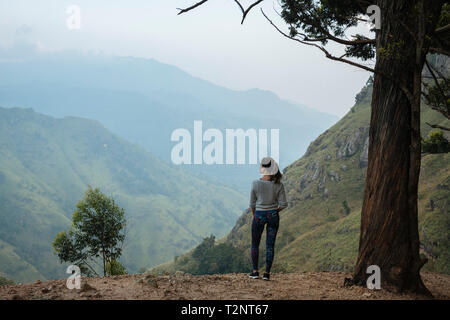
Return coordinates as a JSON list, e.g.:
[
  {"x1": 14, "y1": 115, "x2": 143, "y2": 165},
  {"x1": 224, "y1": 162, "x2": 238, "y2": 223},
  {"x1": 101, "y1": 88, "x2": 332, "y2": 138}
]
[
  {"x1": 260, "y1": 9, "x2": 415, "y2": 104},
  {"x1": 261, "y1": 9, "x2": 375, "y2": 72},
  {"x1": 177, "y1": 0, "x2": 210, "y2": 15},
  {"x1": 233, "y1": 0, "x2": 264, "y2": 24},
  {"x1": 429, "y1": 47, "x2": 450, "y2": 57},
  {"x1": 425, "y1": 59, "x2": 447, "y2": 103},
  {"x1": 425, "y1": 122, "x2": 450, "y2": 131},
  {"x1": 435, "y1": 23, "x2": 450, "y2": 35},
  {"x1": 178, "y1": 0, "x2": 265, "y2": 24}
]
